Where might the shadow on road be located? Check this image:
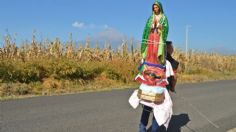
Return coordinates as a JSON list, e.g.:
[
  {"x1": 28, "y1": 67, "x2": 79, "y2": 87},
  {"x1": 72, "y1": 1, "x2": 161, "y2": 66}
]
[{"x1": 147, "y1": 113, "x2": 190, "y2": 132}]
